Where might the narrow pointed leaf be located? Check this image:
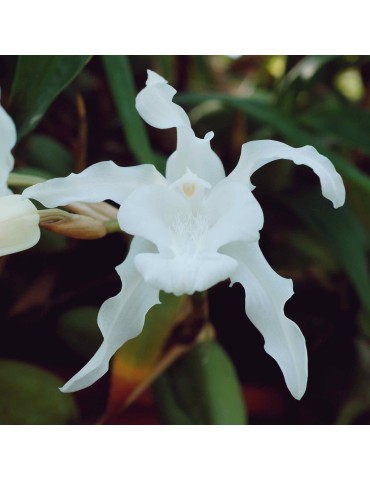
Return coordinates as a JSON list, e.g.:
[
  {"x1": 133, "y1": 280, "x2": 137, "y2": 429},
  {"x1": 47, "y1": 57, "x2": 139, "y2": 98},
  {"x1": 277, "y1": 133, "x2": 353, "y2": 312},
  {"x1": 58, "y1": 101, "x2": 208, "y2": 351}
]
[
  {"x1": 153, "y1": 341, "x2": 247, "y2": 425},
  {"x1": 10, "y1": 55, "x2": 91, "y2": 138},
  {"x1": 102, "y1": 55, "x2": 165, "y2": 173}
]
